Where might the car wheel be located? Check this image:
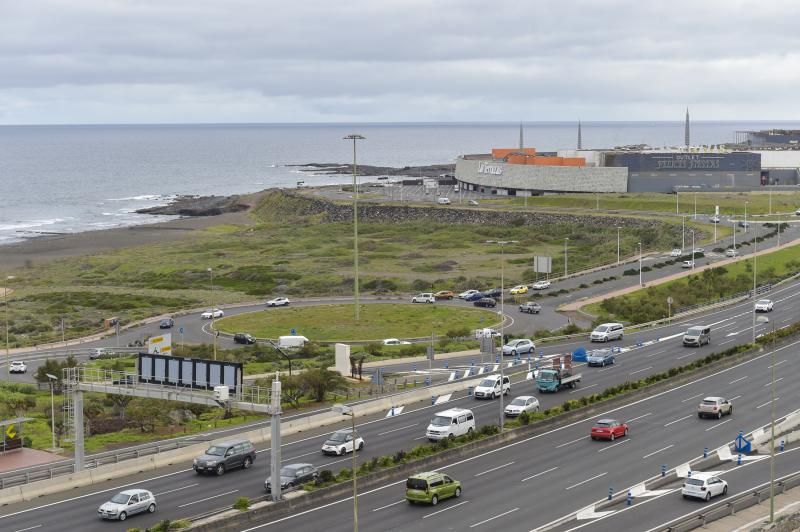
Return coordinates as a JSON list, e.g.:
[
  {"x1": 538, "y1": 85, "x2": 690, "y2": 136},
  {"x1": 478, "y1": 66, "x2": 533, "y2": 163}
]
[
  {"x1": 717, "y1": 411, "x2": 722, "y2": 420},
  {"x1": 682, "y1": 494, "x2": 687, "y2": 499},
  {"x1": 340, "y1": 447, "x2": 346, "y2": 456},
  {"x1": 467, "y1": 427, "x2": 474, "y2": 434},
  {"x1": 511, "y1": 350, "x2": 517, "y2": 357},
  {"x1": 408, "y1": 500, "x2": 414, "y2": 505},
  {"x1": 358, "y1": 441, "x2": 364, "y2": 451},
  {"x1": 601, "y1": 360, "x2": 605, "y2": 367},
  {"x1": 706, "y1": 492, "x2": 711, "y2": 501},
  {"x1": 243, "y1": 457, "x2": 252, "y2": 469},
  {"x1": 698, "y1": 413, "x2": 703, "y2": 418},
  {"x1": 591, "y1": 436, "x2": 596, "y2": 441},
  {"x1": 620, "y1": 334, "x2": 623, "y2": 340},
  {"x1": 215, "y1": 464, "x2": 226, "y2": 476},
  {"x1": 604, "y1": 337, "x2": 608, "y2": 343},
  {"x1": 119, "y1": 512, "x2": 127, "y2": 521},
  {"x1": 448, "y1": 433, "x2": 455, "y2": 440},
  {"x1": 729, "y1": 406, "x2": 733, "y2": 416},
  {"x1": 624, "y1": 428, "x2": 629, "y2": 436},
  {"x1": 722, "y1": 485, "x2": 728, "y2": 495},
  {"x1": 610, "y1": 433, "x2": 616, "y2": 441},
  {"x1": 490, "y1": 392, "x2": 496, "y2": 400},
  {"x1": 431, "y1": 495, "x2": 439, "y2": 506},
  {"x1": 455, "y1": 487, "x2": 462, "y2": 498},
  {"x1": 148, "y1": 503, "x2": 156, "y2": 513}
]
